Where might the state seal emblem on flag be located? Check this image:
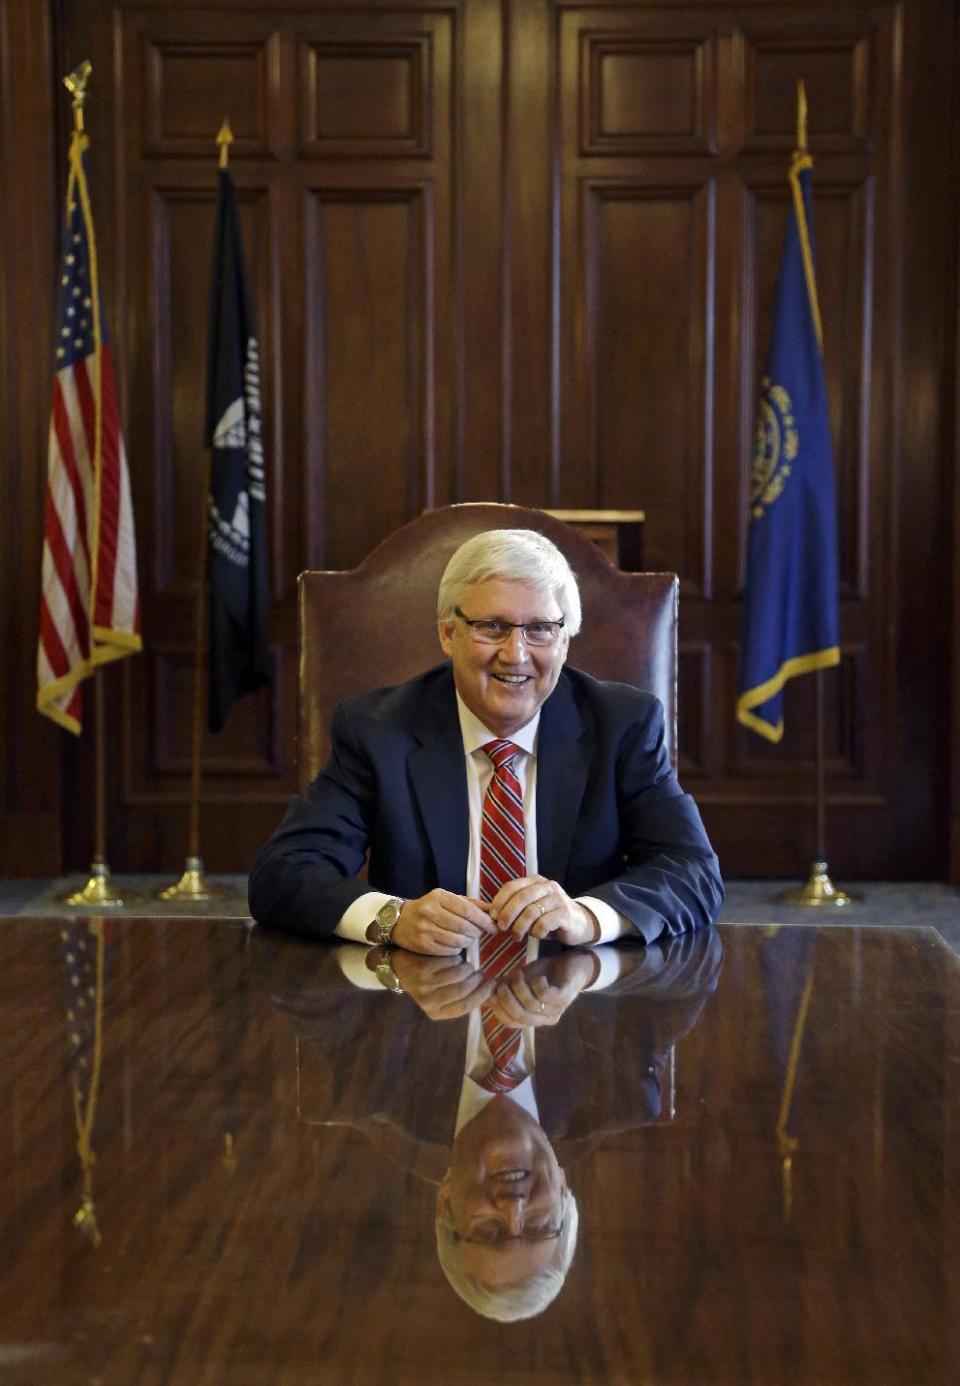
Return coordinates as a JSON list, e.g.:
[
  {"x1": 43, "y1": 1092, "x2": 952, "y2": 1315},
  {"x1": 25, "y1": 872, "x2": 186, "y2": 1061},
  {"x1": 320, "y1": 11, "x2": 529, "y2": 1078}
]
[{"x1": 751, "y1": 377, "x2": 798, "y2": 520}]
